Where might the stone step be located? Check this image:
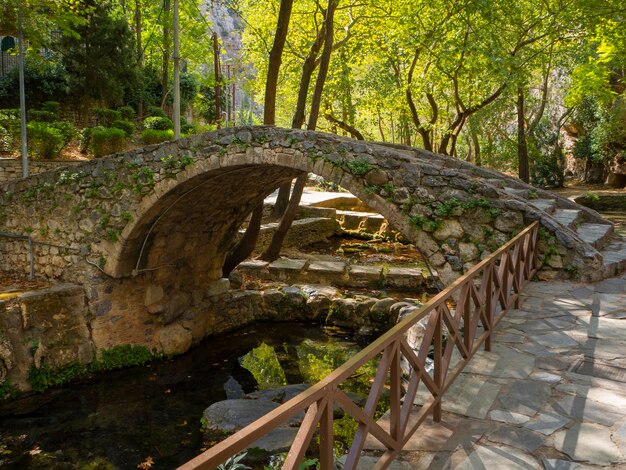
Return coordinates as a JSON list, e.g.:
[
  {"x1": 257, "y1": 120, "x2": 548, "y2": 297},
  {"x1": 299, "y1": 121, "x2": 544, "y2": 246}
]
[
  {"x1": 336, "y1": 210, "x2": 387, "y2": 233},
  {"x1": 253, "y1": 217, "x2": 340, "y2": 251},
  {"x1": 237, "y1": 257, "x2": 439, "y2": 290},
  {"x1": 599, "y1": 237, "x2": 626, "y2": 279},
  {"x1": 576, "y1": 223, "x2": 614, "y2": 249},
  {"x1": 503, "y1": 187, "x2": 528, "y2": 198},
  {"x1": 552, "y1": 209, "x2": 584, "y2": 229},
  {"x1": 529, "y1": 199, "x2": 557, "y2": 214}
]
